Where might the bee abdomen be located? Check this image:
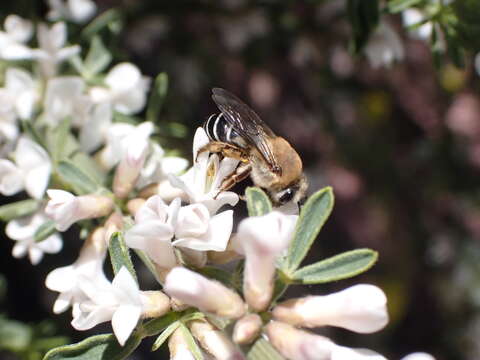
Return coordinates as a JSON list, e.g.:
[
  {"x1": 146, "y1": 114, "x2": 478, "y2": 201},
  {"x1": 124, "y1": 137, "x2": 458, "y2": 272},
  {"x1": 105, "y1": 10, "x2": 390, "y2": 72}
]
[{"x1": 203, "y1": 113, "x2": 246, "y2": 148}]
